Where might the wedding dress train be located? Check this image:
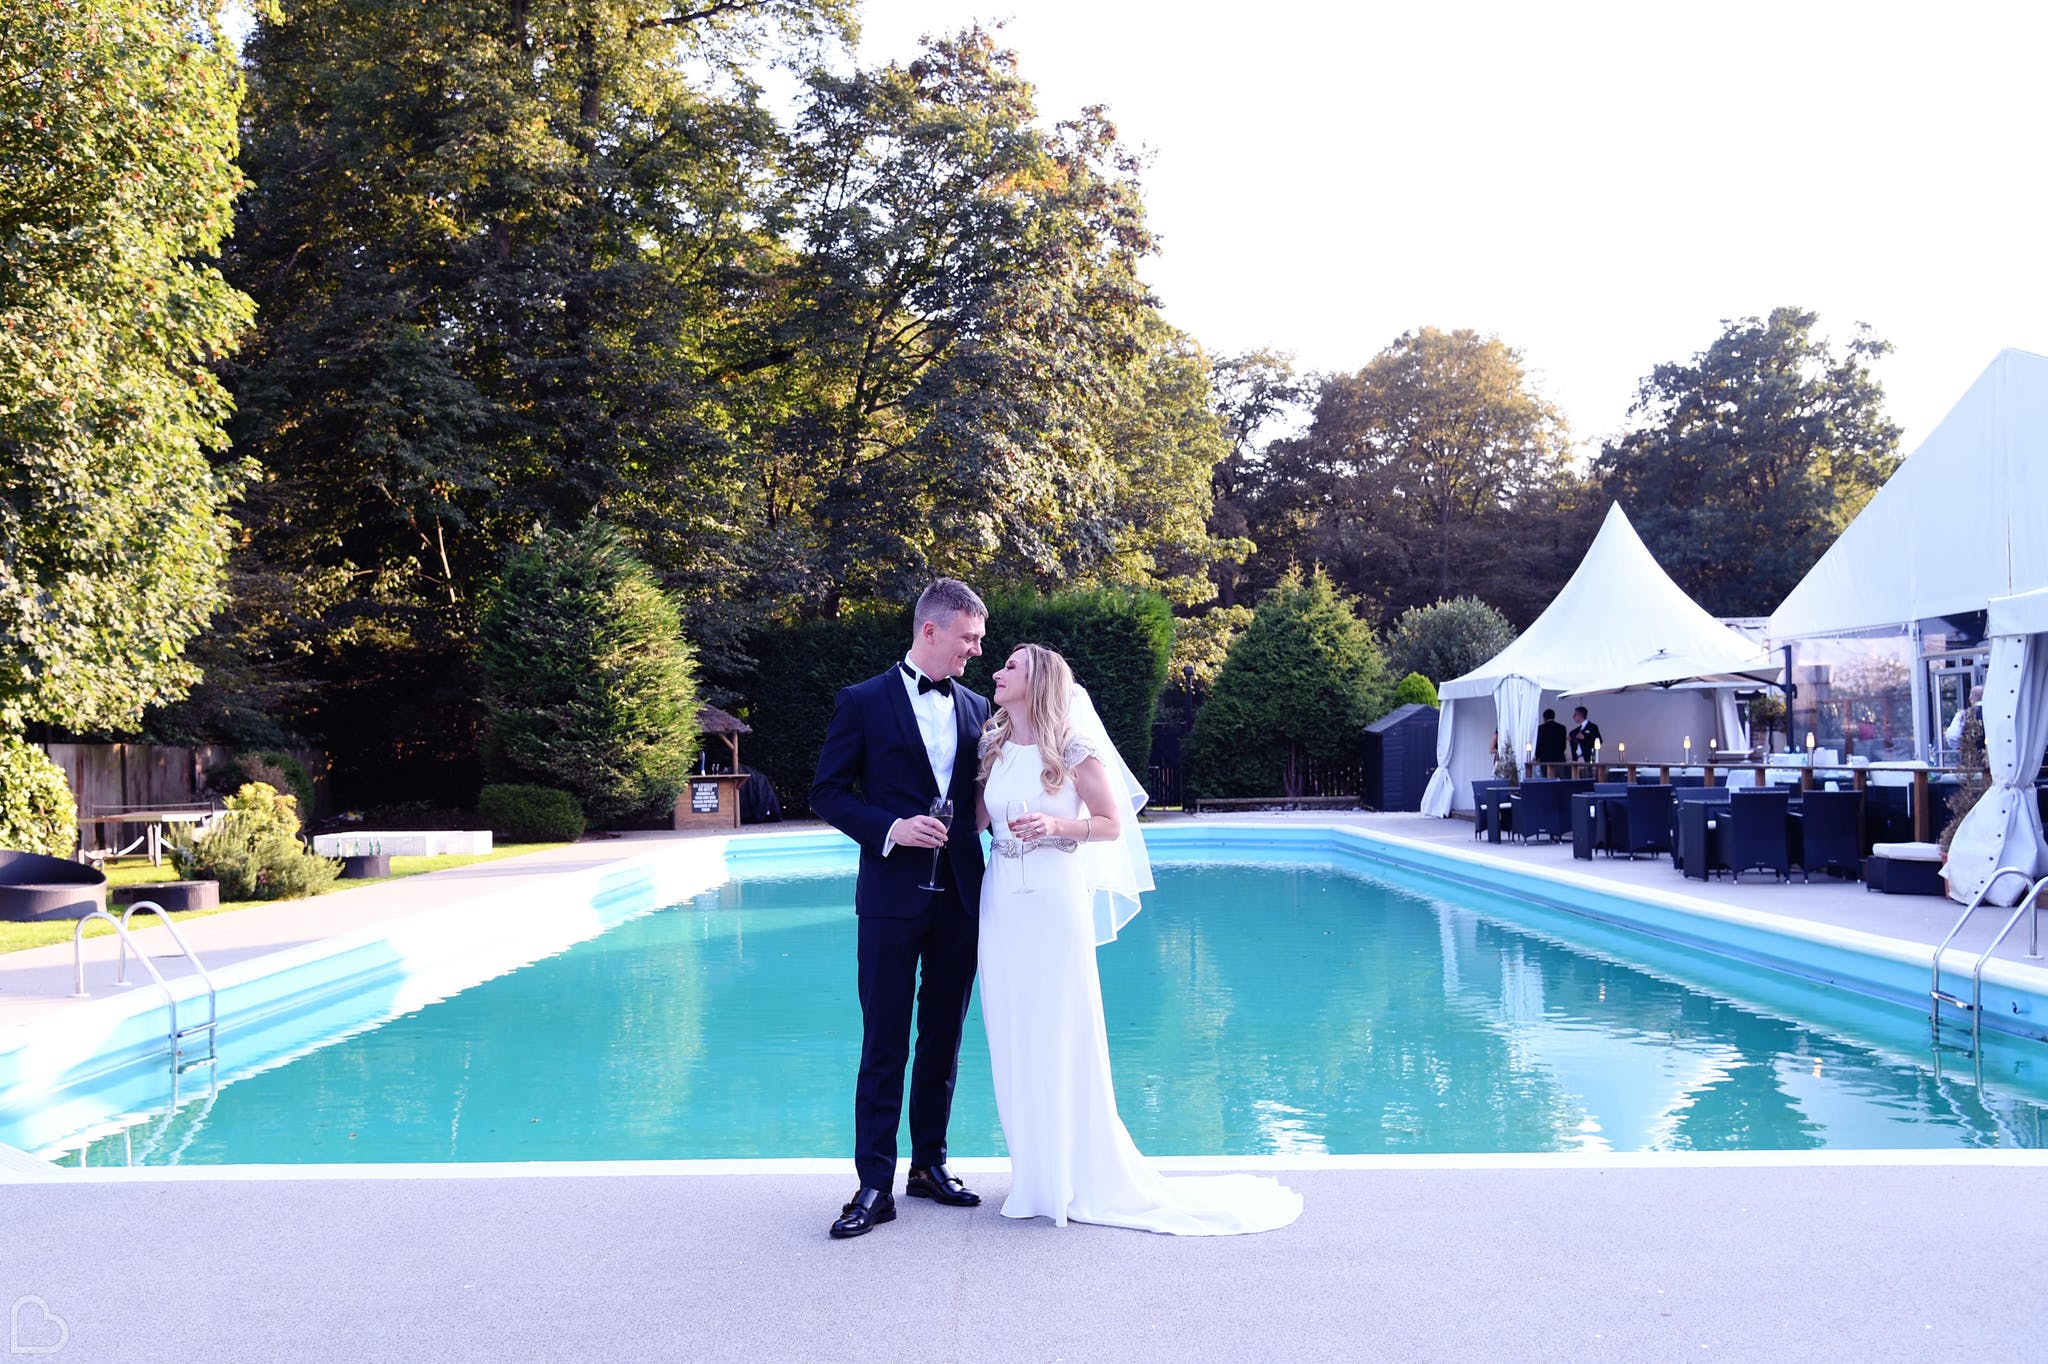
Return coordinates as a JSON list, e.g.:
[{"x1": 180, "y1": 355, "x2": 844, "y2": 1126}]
[{"x1": 978, "y1": 741, "x2": 1302, "y2": 1235}]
